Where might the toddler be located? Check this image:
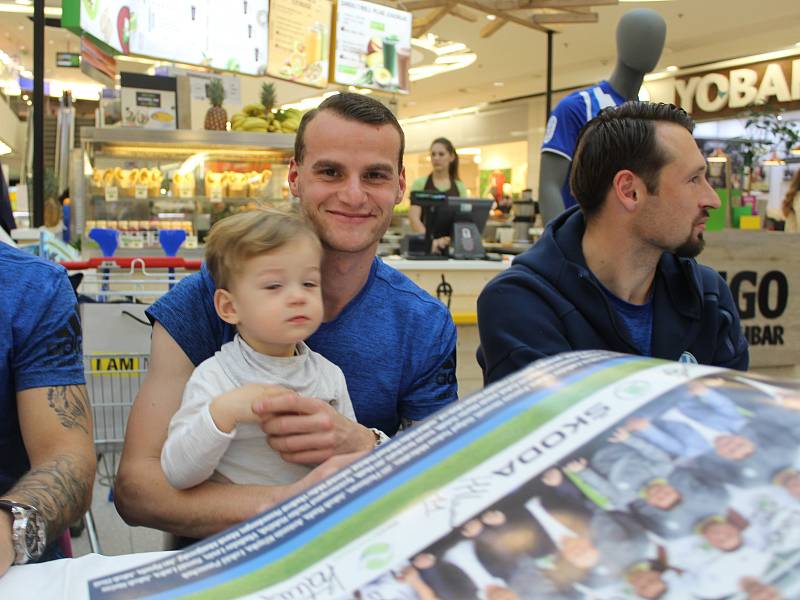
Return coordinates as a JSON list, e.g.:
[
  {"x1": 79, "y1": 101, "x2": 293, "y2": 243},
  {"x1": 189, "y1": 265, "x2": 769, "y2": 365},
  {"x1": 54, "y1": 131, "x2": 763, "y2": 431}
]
[{"x1": 161, "y1": 208, "x2": 355, "y2": 489}]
